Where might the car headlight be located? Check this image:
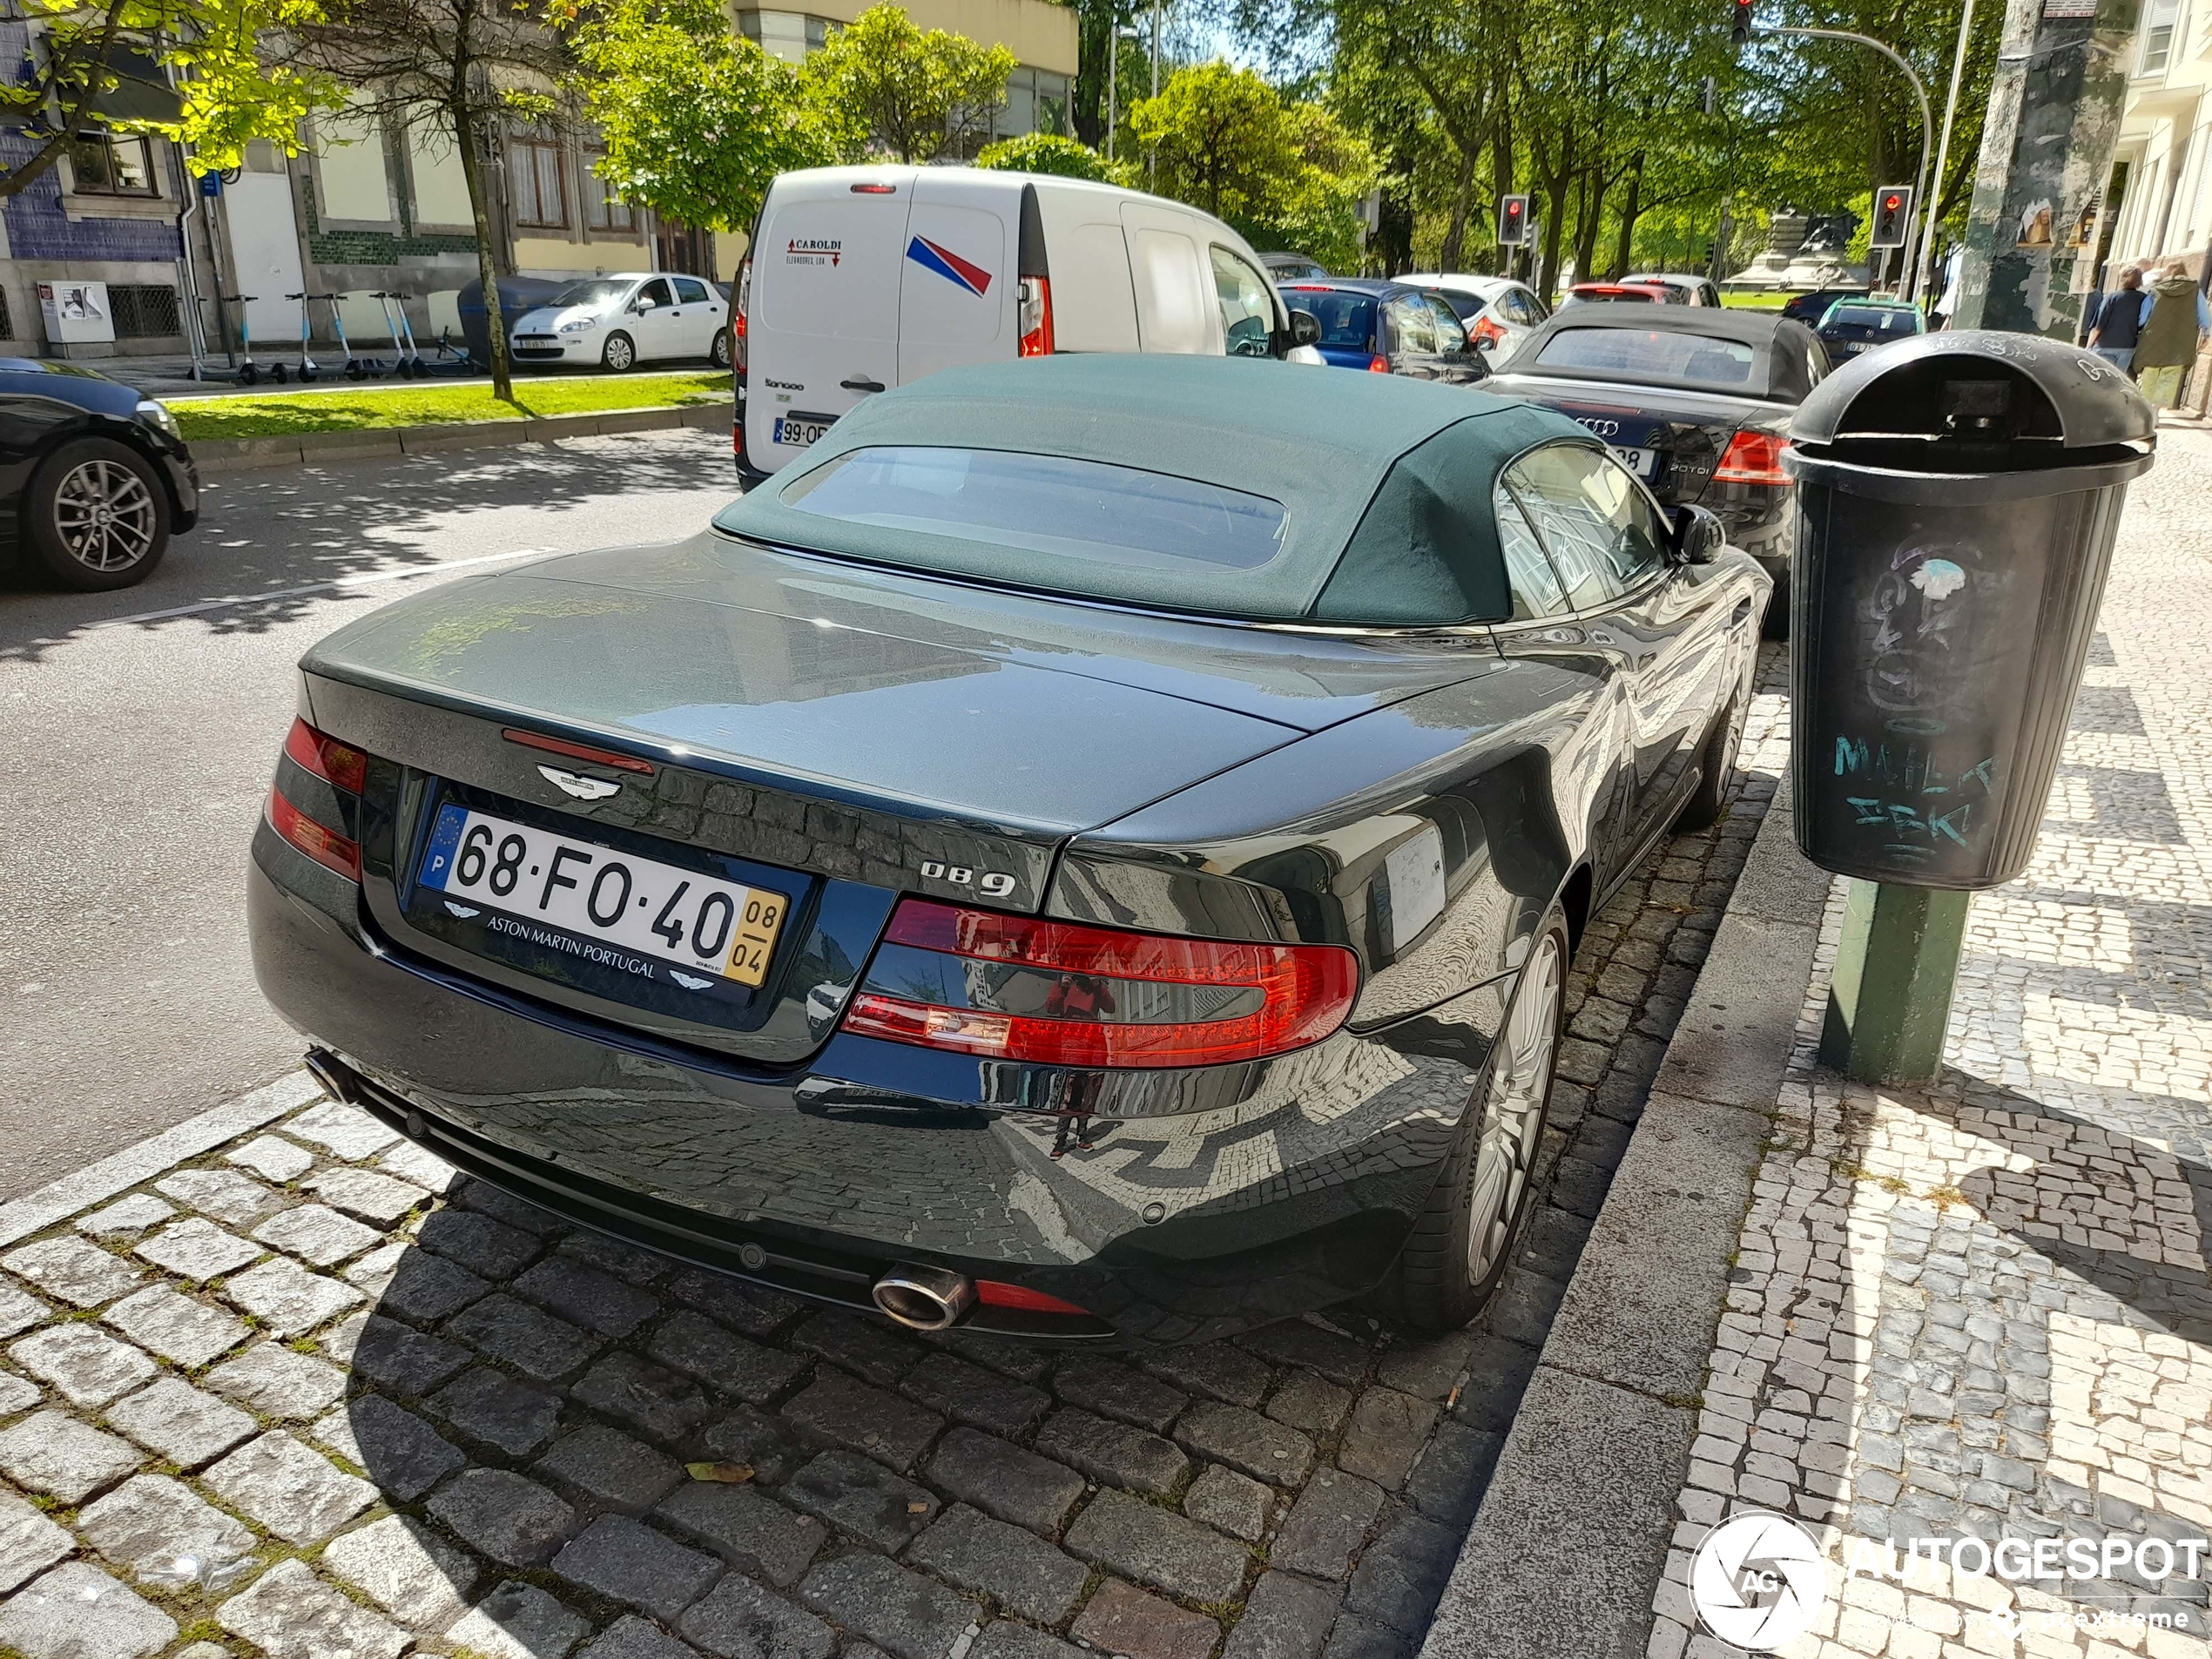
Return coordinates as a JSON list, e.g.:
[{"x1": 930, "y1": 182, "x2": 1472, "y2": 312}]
[
  {"x1": 136, "y1": 399, "x2": 178, "y2": 438},
  {"x1": 558, "y1": 318, "x2": 597, "y2": 334}
]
